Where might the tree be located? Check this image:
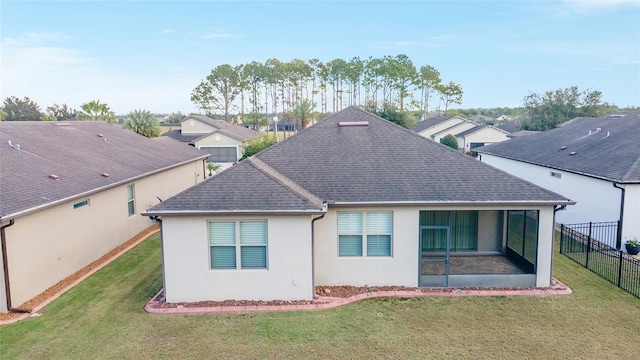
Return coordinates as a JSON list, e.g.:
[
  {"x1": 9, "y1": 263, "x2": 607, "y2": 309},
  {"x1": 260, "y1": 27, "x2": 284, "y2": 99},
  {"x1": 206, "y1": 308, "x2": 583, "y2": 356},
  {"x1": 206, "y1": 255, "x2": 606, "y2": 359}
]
[
  {"x1": 123, "y1": 109, "x2": 161, "y2": 137},
  {"x1": 77, "y1": 100, "x2": 116, "y2": 123},
  {"x1": 2, "y1": 96, "x2": 42, "y2": 121},
  {"x1": 206, "y1": 162, "x2": 222, "y2": 177},
  {"x1": 417, "y1": 65, "x2": 441, "y2": 119},
  {"x1": 46, "y1": 103, "x2": 76, "y2": 121},
  {"x1": 366, "y1": 101, "x2": 414, "y2": 128},
  {"x1": 191, "y1": 64, "x2": 241, "y2": 121},
  {"x1": 166, "y1": 112, "x2": 186, "y2": 124},
  {"x1": 440, "y1": 134, "x2": 459, "y2": 150},
  {"x1": 240, "y1": 135, "x2": 277, "y2": 160},
  {"x1": 521, "y1": 86, "x2": 608, "y2": 131},
  {"x1": 292, "y1": 99, "x2": 317, "y2": 129},
  {"x1": 0, "y1": 108, "x2": 7, "y2": 121},
  {"x1": 436, "y1": 82, "x2": 463, "y2": 115}
]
